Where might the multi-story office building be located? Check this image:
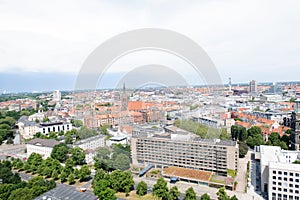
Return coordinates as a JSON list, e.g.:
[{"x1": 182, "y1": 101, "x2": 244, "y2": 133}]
[
  {"x1": 131, "y1": 133, "x2": 239, "y2": 176},
  {"x1": 256, "y1": 145, "x2": 300, "y2": 200},
  {"x1": 249, "y1": 80, "x2": 258, "y2": 94}
]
